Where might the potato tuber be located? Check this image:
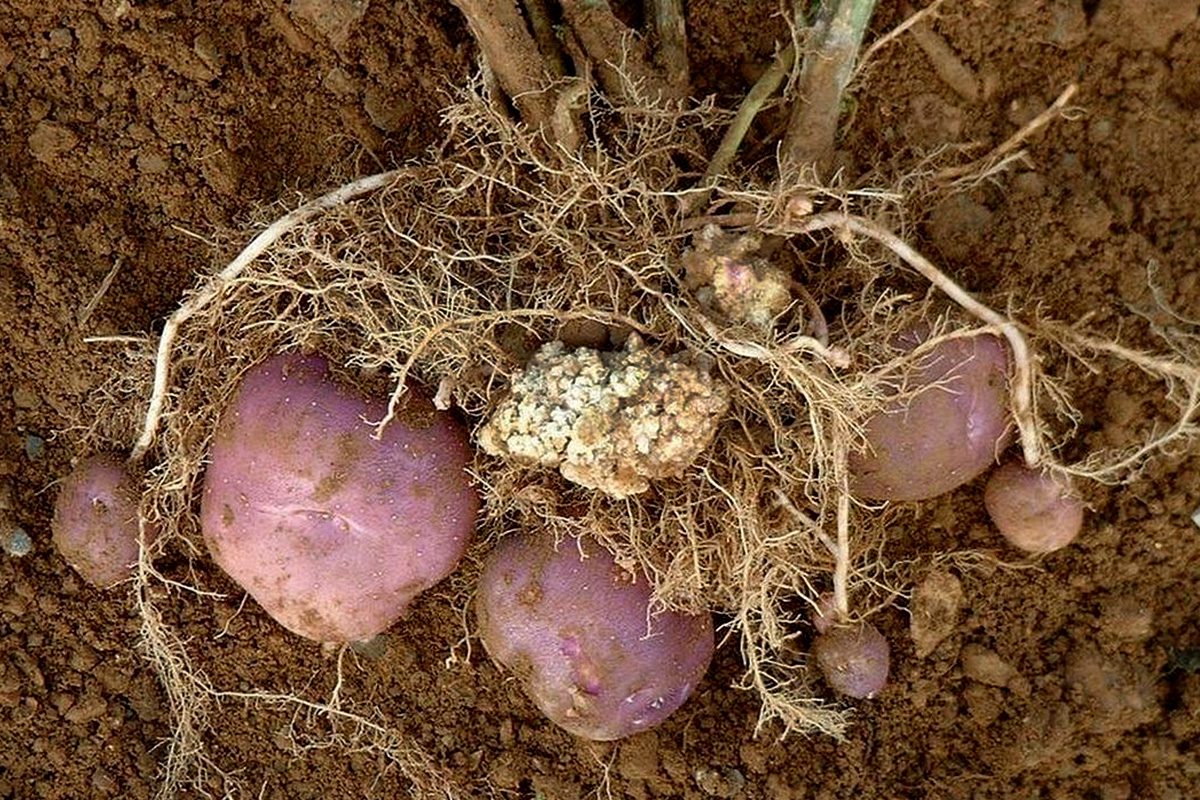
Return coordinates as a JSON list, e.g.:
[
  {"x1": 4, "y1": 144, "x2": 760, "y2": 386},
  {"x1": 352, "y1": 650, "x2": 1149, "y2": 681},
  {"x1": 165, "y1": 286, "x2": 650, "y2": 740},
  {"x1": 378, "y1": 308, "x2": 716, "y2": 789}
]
[
  {"x1": 200, "y1": 352, "x2": 478, "y2": 642},
  {"x1": 51, "y1": 454, "x2": 149, "y2": 588},
  {"x1": 476, "y1": 533, "x2": 715, "y2": 740},
  {"x1": 812, "y1": 622, "x2": 890, "y2": 699},
  {"x1": 851, "y1": 331, "x2": 1012, "y2": 501},
  {"x1": 984, "y1": 461, "x2": 1084, "y2": 553}
]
